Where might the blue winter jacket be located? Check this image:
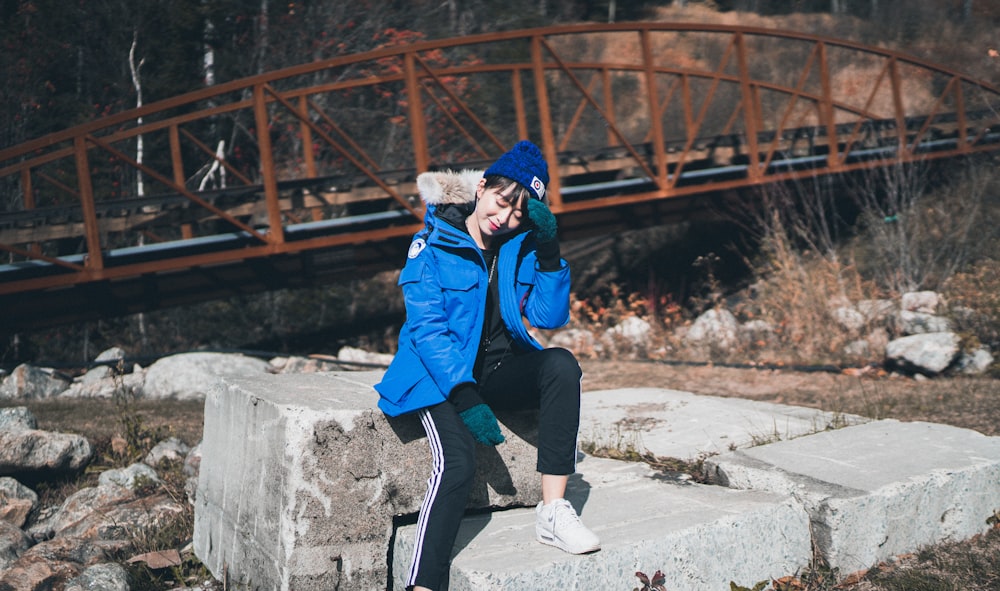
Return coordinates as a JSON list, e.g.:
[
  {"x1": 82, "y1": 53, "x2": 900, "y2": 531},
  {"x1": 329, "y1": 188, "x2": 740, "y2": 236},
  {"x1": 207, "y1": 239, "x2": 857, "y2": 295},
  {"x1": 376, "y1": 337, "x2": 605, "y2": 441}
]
[{"x1": 375, "y1": 170, "x2": 571, "y2": 416}]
